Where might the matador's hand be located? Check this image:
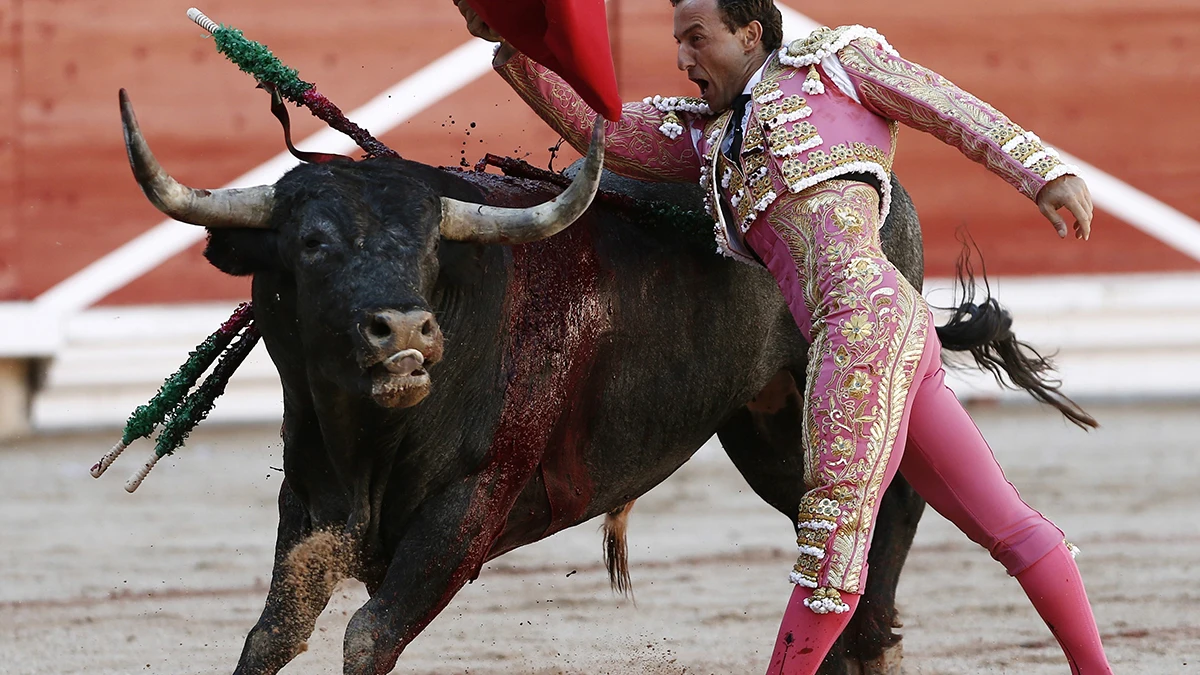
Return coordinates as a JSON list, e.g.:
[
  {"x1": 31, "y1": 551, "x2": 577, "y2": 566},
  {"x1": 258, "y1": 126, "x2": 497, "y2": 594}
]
[
  {"x1": 452, "y1": 0, "x2": 502, "y2": 42},
  {"x1": 1036, "y1": 174, "x2": 1093, "y2": 241},
  {"x1": 452, "y1": 0, "x2": 516, "y2": 64}
]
